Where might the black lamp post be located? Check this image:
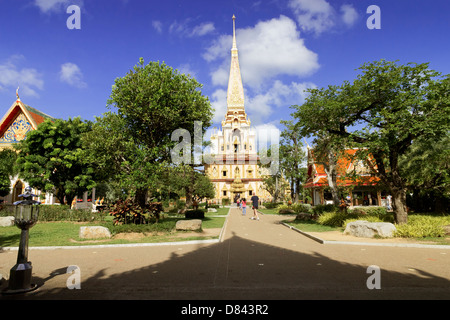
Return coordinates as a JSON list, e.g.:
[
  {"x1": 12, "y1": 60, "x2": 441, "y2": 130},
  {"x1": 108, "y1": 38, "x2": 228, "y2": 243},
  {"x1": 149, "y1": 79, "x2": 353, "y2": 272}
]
[{"x1": 2, "y1": 186, "x2": 40, "y2": 295}]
